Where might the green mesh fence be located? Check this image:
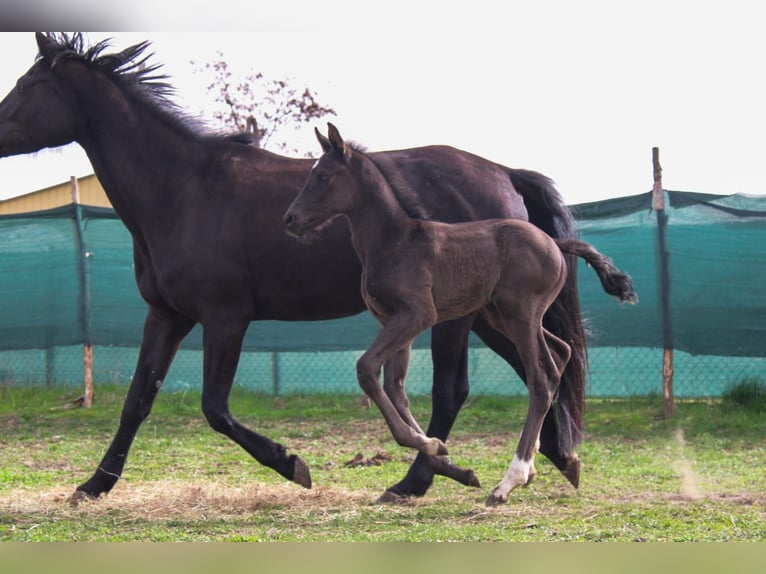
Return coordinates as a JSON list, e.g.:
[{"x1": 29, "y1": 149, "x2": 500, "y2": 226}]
[{"x1": 0, "y1": 191, "x2": 764, "y2": 397}]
